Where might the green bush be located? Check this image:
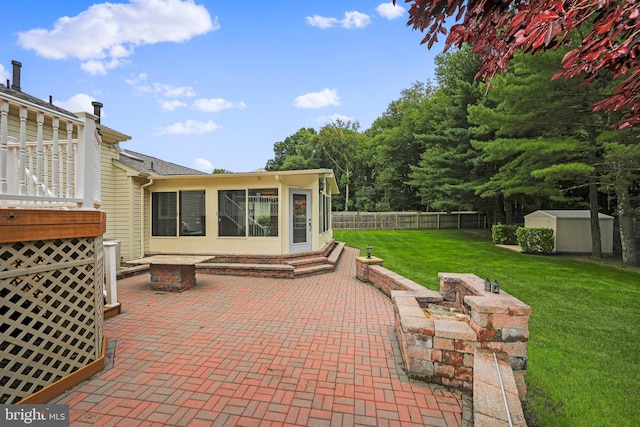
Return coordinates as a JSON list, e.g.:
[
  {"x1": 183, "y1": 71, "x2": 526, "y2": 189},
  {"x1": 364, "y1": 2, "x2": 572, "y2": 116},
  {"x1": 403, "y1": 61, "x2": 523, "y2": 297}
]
[
  {"x1": 491, "y1": 223, "x2": 521, "y2": 244},
  {"x1": 516, "y1": 227, "x2": 555, "y2": 254}
]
